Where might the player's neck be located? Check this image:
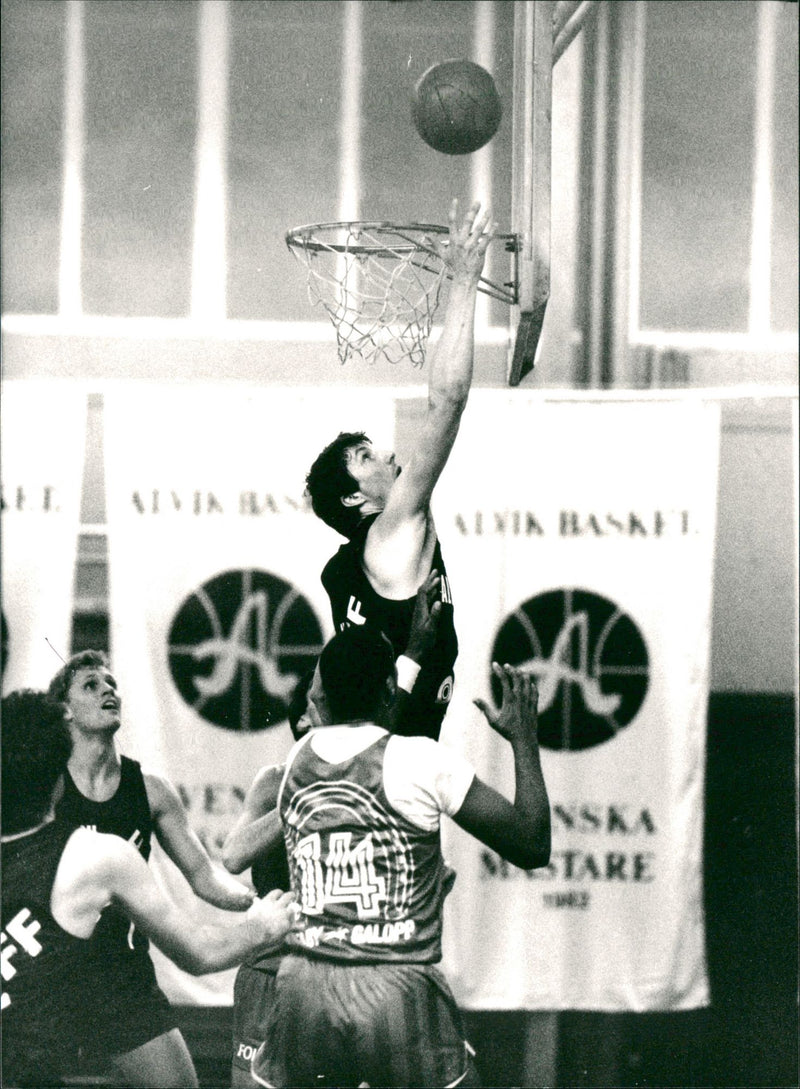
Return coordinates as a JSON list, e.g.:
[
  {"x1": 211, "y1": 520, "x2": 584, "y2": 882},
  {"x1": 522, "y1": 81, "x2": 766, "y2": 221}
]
[
  {"x1": 358, "y1": 498, "x2": 385, "y2": 519},
  {"x1": 67, "y1": 734, "x2": 121, "y2": 795}
]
